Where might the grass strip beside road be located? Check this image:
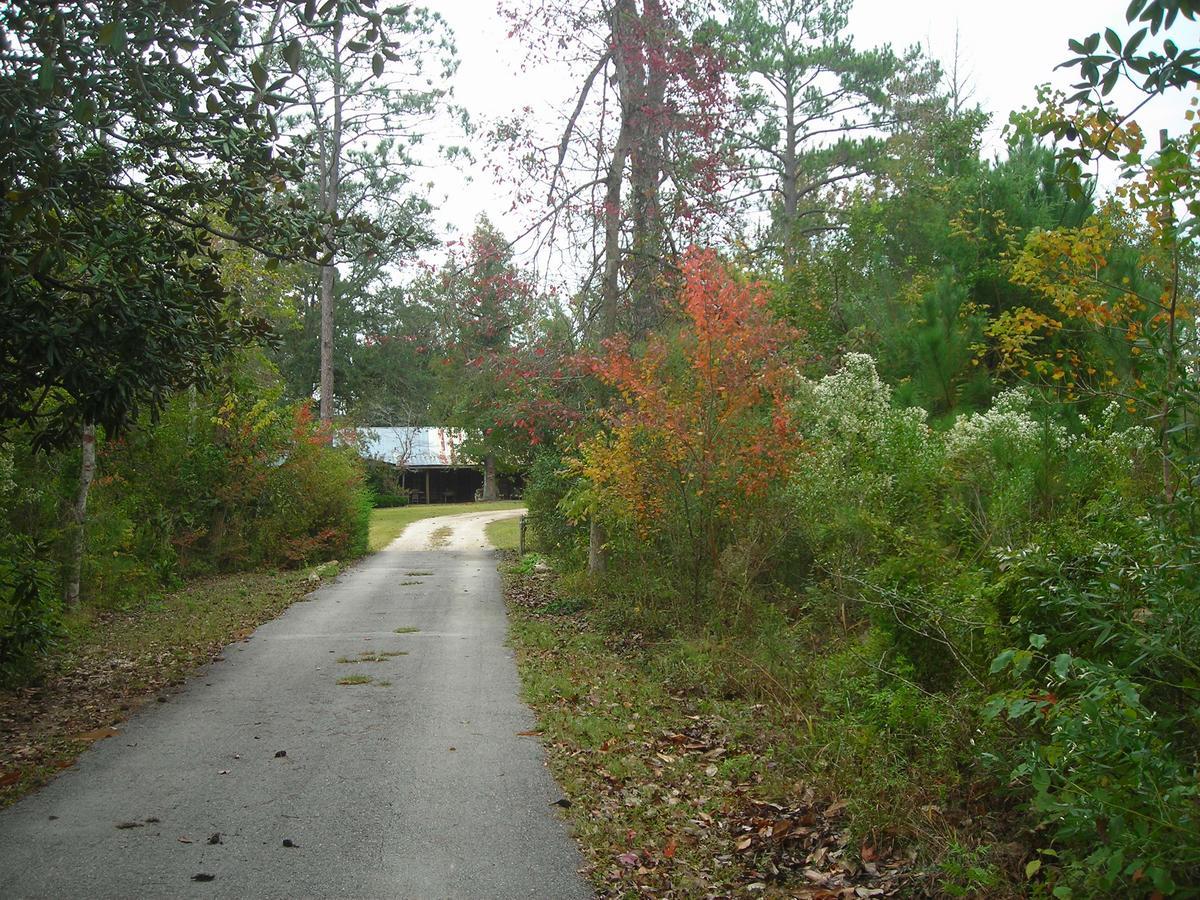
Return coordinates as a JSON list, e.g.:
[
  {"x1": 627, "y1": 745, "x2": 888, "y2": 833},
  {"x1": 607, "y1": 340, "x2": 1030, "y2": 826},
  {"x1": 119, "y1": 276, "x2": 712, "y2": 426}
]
[
  {"x1": 484, "y1": 513, "x2": 532, "y2": 551},
  {"x1": 500, "y1": 554, "x2": 932, "y2": 898},
  {"x1": 368, "y1": 500, "x2": 524, "y2": 551}
]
